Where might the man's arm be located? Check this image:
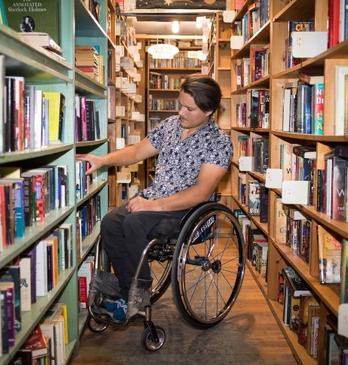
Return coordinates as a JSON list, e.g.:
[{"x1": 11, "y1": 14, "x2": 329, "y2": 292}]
[
  {"x1": 126, "y1": 163, "x2": 227, "y2": 212},
  {"x1": 76, "y1": 138, "x2": 158, "y2": 174}
]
